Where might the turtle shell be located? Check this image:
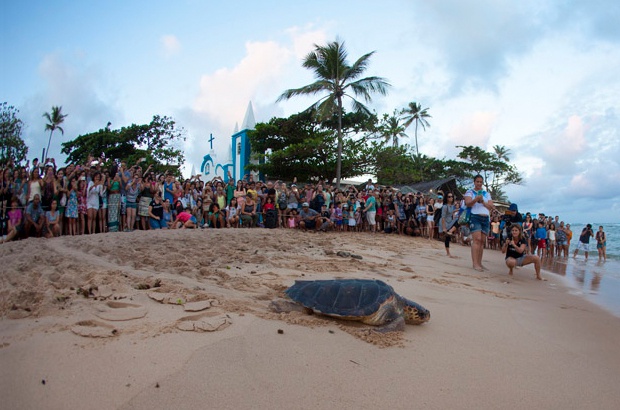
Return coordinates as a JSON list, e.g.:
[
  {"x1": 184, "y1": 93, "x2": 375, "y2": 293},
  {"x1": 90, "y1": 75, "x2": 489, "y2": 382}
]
[{"x1": 285, "y1": 279, "x2": 396, "y2": 318}]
